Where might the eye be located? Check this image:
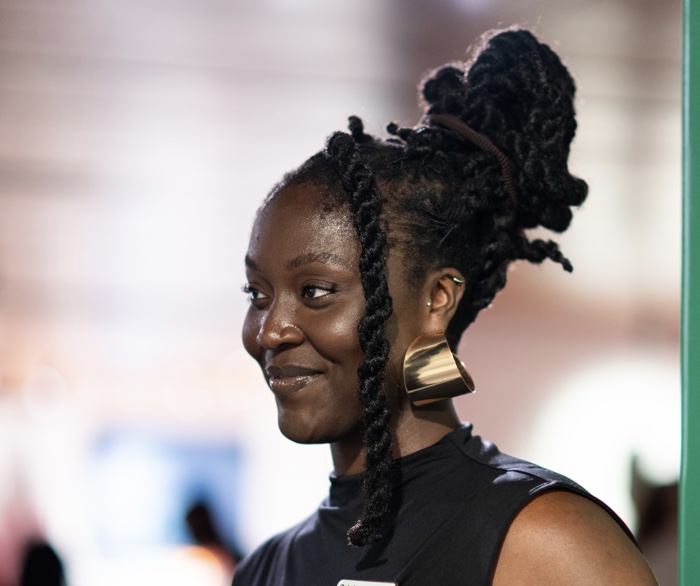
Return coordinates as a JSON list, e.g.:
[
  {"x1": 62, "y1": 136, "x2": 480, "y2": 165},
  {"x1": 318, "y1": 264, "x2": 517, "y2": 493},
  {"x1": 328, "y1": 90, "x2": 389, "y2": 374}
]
[
  {"x1": 301, "y1": 284, "x2": 335, "y2": 300},
  {"x1": 242, "y1": 283, "x2": 268, "y2": 303}
]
